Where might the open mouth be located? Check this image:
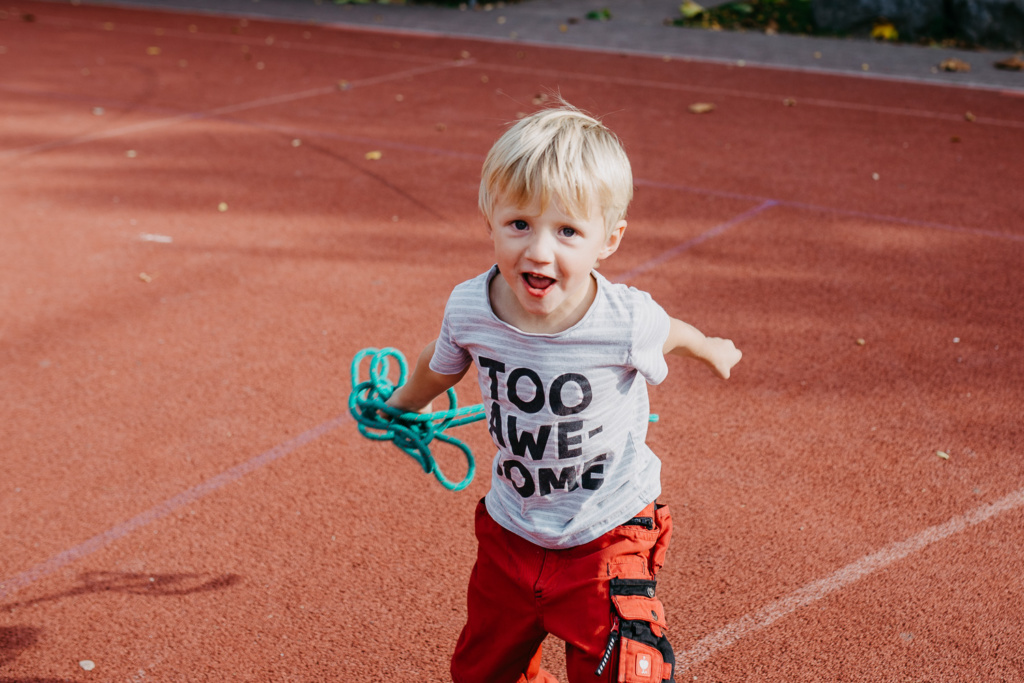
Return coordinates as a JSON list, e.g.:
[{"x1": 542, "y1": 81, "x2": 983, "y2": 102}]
[{"x1": 522, "y1": 272, "x2": 556, "y2": 294}]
